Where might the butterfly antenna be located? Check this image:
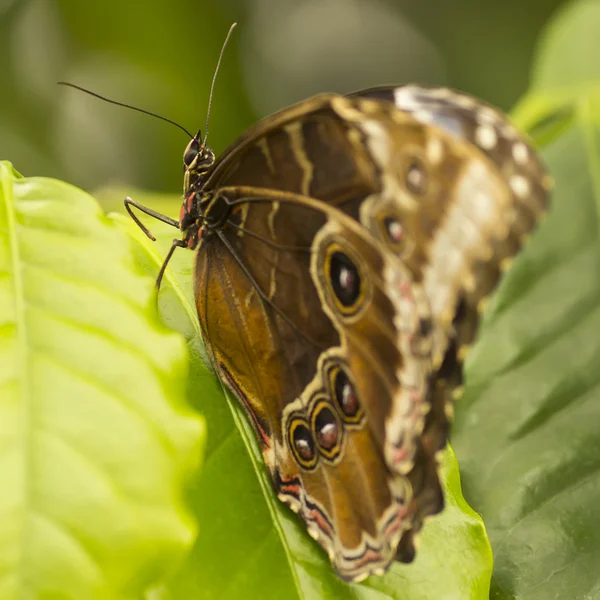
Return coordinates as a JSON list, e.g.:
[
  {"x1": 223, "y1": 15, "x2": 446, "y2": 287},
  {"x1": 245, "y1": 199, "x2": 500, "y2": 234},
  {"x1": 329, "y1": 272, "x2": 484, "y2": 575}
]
[
  {"x1": 203, "y1": 22, "x2": 237, "y2": 147},
  {"x1": 57, "y1": 82, "x2": 196, "y2": 139}
]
